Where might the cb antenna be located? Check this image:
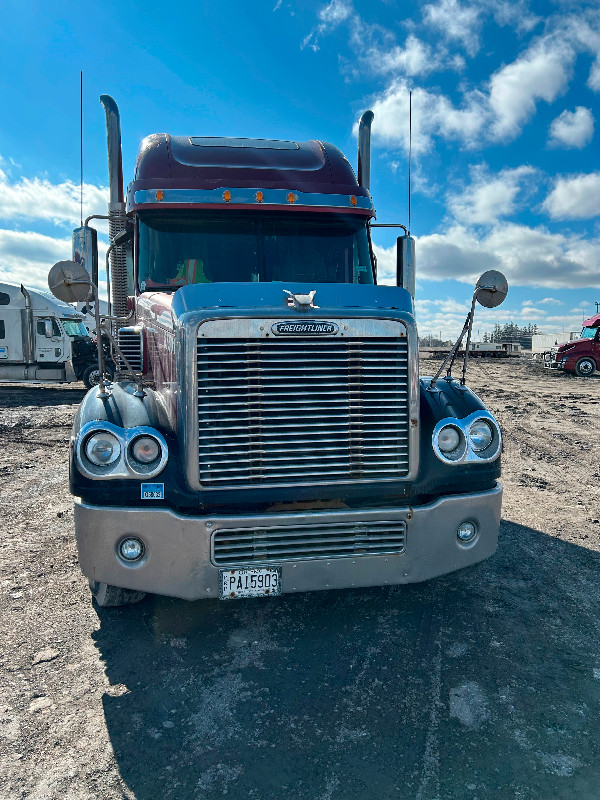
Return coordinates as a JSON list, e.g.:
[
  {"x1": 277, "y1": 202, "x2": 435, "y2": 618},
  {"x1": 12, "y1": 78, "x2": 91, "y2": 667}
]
[
  {"x1": 408, "y1": 89, "x2": 412, "y2": 236},
  {"x1": 80, "y1": 70, "x2": 83, "y2": 227}
]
